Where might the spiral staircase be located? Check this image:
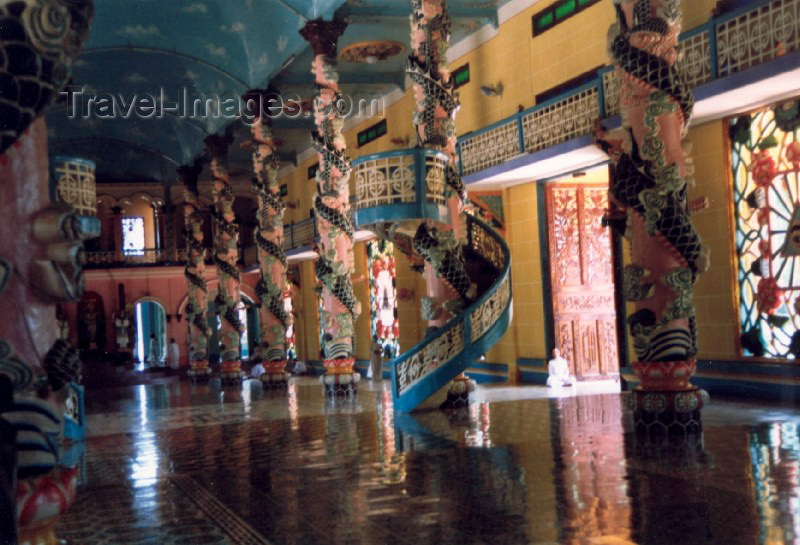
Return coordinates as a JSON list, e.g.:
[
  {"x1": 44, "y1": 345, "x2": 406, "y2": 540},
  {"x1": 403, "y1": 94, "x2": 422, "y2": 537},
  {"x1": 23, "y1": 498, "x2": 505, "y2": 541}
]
[{"x1": 352, "y1": 148, "x2": 512, "y2": 412}]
